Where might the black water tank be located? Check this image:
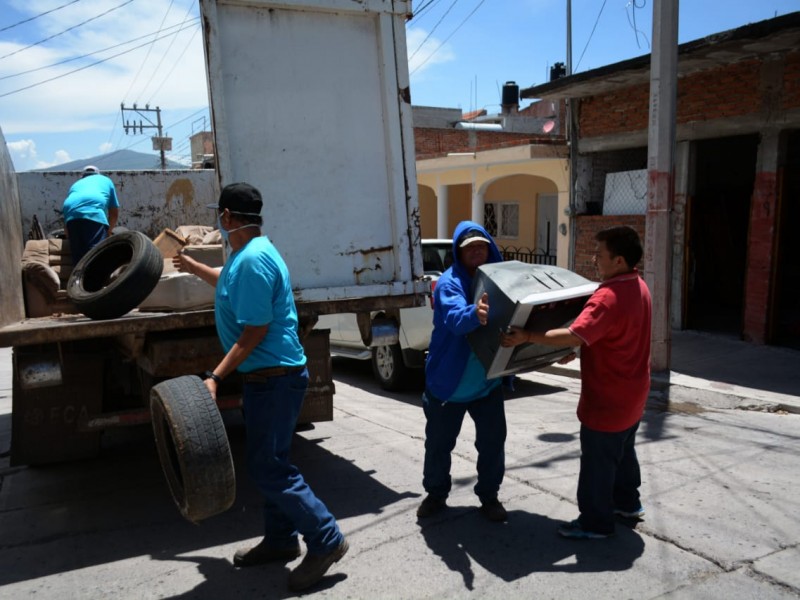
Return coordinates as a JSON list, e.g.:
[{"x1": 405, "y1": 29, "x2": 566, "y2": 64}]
[
  {"x1": 550, "y1": 62, "x2": 566, "y2": 81},
  {"x1": 501, "y1": 81, "x2": 519, "y2": 106}
]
